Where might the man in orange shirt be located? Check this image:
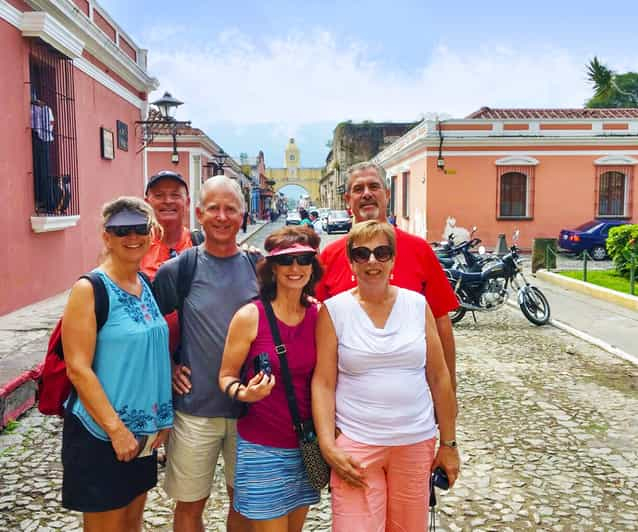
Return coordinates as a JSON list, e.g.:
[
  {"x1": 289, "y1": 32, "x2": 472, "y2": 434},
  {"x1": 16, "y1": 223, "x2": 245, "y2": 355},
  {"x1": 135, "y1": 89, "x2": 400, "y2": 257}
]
[{"x1": 141, "y1": 170, "x2": 203, "y2": 279}]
